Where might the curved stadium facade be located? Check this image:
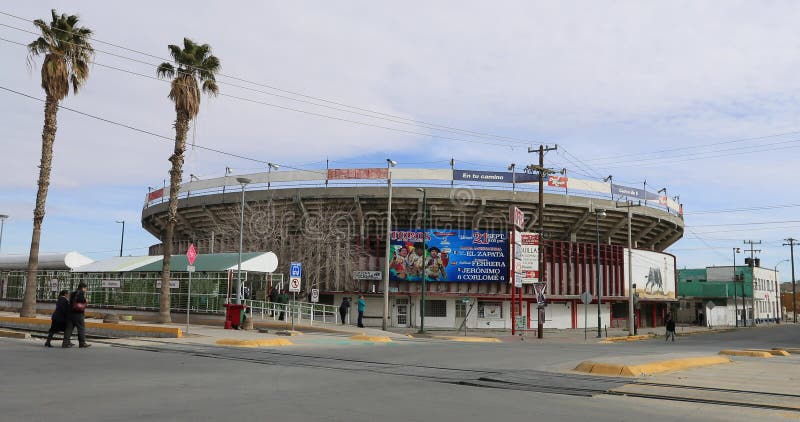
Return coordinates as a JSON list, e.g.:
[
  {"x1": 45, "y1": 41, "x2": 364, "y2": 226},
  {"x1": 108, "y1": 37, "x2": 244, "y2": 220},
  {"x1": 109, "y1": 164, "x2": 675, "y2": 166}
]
[{"x1": 142, "y1": 167, "x2": 684, "y2": 330}]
